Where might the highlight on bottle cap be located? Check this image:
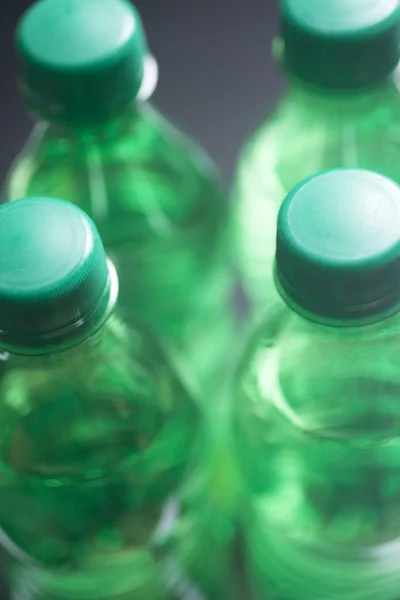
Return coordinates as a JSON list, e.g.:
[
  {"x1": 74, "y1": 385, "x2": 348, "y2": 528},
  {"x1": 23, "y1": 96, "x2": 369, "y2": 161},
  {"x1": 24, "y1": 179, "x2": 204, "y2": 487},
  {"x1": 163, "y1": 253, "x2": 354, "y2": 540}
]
[
  {"x1": 280, "y1": 0, "x2": 400, "y2": 89},
  {"x1": 275, "y1": 169, "x2": 400, "y2": 323},
  {"x1": 0, "y1": 197, "x2": 117, "y2": 352},
  {"x1": 16, "y1": 0, "x2": 147, "y2": 123}
]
